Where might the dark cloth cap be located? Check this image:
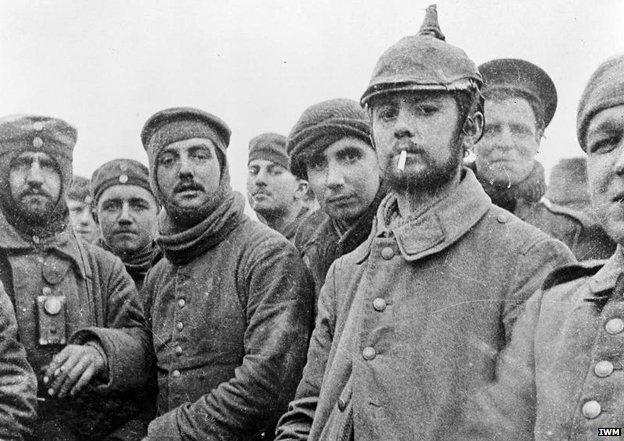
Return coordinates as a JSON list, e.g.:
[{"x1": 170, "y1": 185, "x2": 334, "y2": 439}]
[
  {"x1": 248, "y1": 133, "x2": 289, "y2": 169},
  {"x1": 90, "y1": 158, "x2": 154, "y2": 204},
  {"x1": 287, "y1": 98, "x2": 371, "y2": 179},
  {"x1": 479, "y1": 58, "x2": 557, "y2": 129},
  {"x1": 577, "y1": 54, "x2": 624, "y2": 151},
  {"x1": 67, "y1": 175, "x2": 92, "y2": 204},
  {"x1": 0, "y1": 114, "x2": 77, "y2": 195}
]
